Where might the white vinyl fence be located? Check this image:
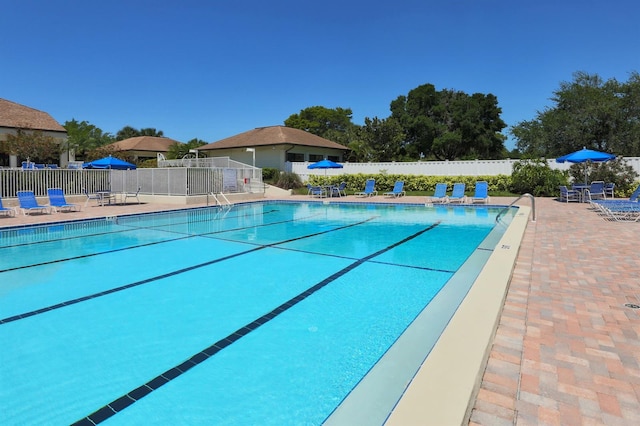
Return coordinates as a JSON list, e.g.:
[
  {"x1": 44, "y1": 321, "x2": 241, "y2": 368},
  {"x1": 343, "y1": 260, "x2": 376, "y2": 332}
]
[{"x1": 289, "y1": 158, "x2": 640, "y2": 181}]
